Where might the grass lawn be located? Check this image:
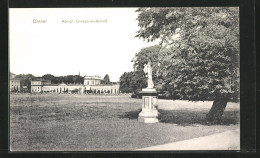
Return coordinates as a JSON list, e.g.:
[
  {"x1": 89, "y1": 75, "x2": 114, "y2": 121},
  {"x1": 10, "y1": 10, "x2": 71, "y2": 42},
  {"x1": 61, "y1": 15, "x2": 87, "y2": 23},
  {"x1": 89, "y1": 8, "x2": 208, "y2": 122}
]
[{"x1": 10, "y1": 94, "x2": 239, "y2": 151}]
